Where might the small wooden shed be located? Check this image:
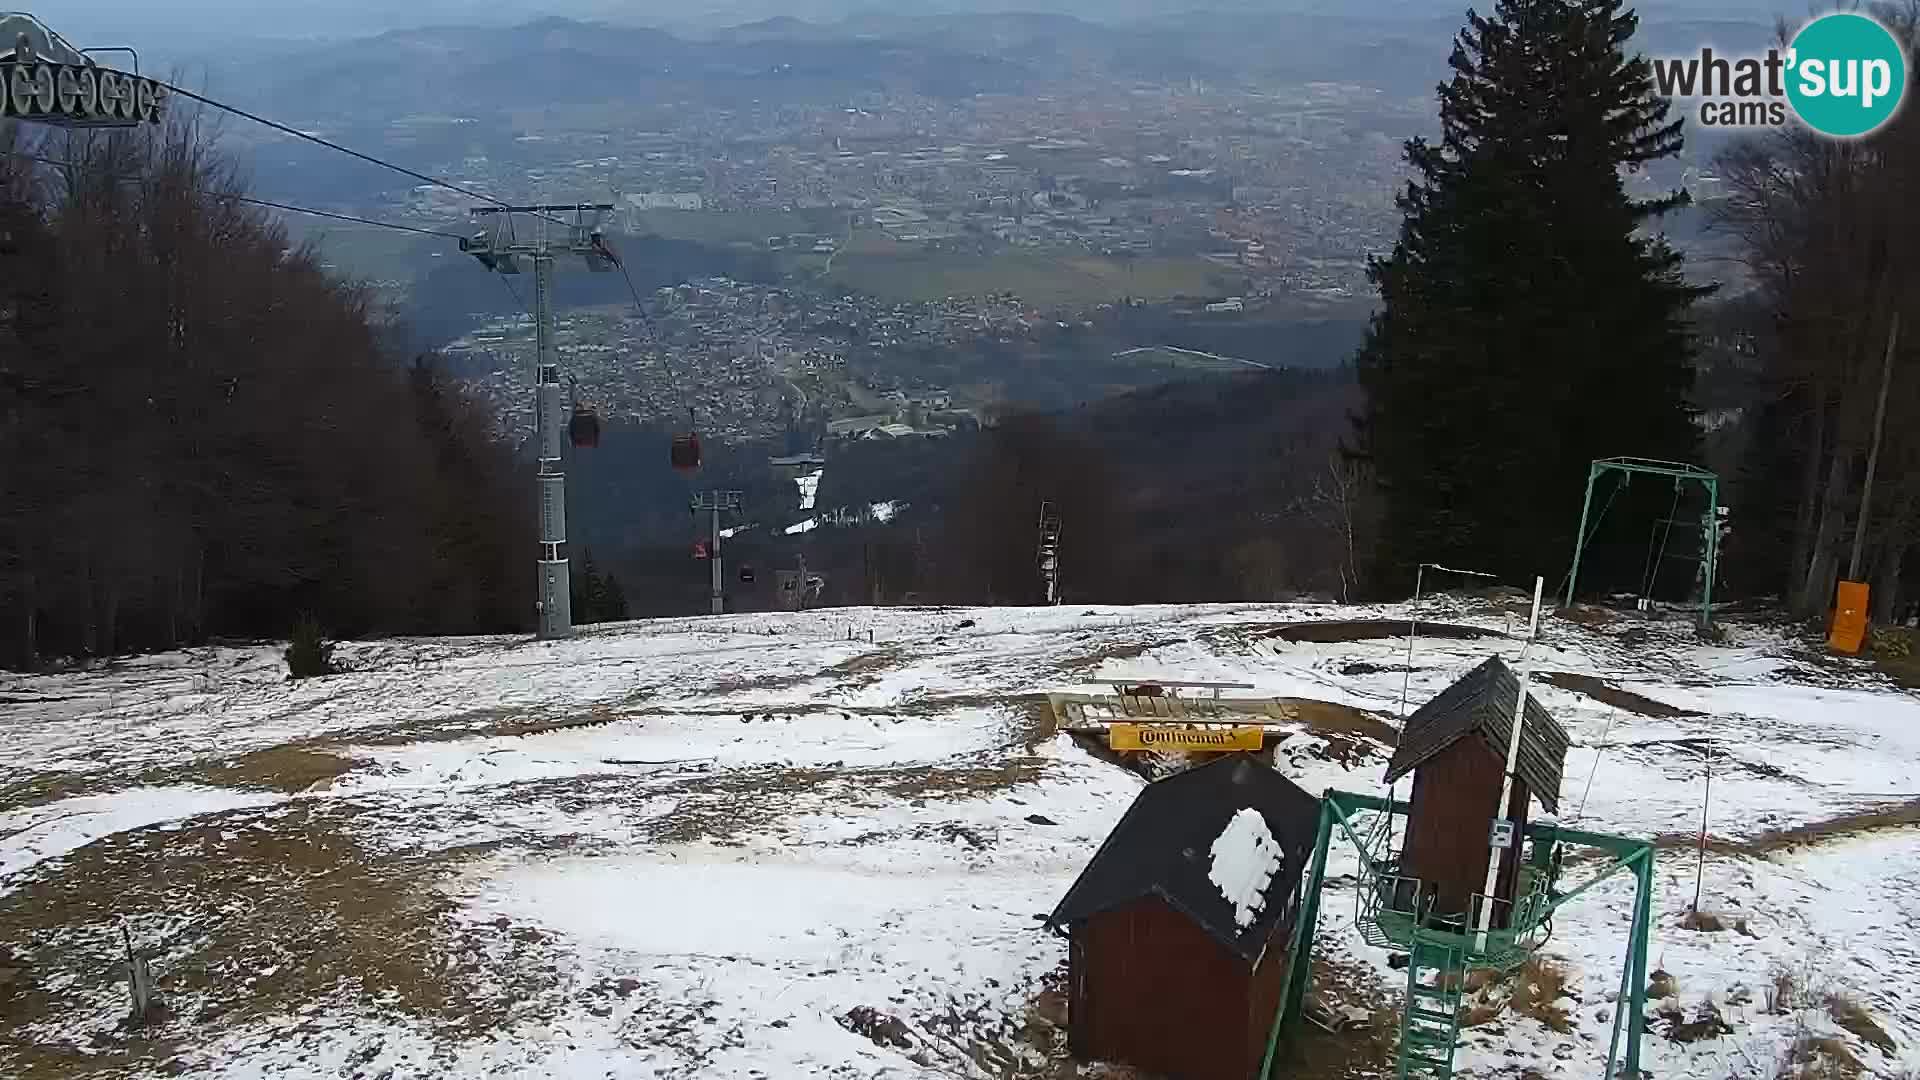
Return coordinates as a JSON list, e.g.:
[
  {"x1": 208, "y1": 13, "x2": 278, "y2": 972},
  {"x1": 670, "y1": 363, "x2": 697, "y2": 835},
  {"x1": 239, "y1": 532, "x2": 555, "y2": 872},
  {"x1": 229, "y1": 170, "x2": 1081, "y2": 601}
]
[
  {"x1": 1385, "y1": 656, "x2": 1570, "y2": 923},
  {"x1": 1045, "y1": 753, "x2": 1320, "y2": 1080}
]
